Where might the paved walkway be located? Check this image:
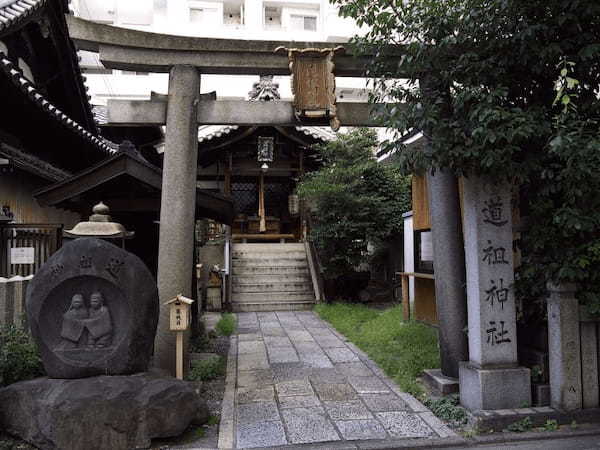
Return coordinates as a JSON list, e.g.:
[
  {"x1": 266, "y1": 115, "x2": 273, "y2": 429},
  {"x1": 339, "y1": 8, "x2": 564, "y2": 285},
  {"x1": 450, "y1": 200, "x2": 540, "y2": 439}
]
[{"x1": 218, "y1": 311, "x2": 456, "y2": 449}]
